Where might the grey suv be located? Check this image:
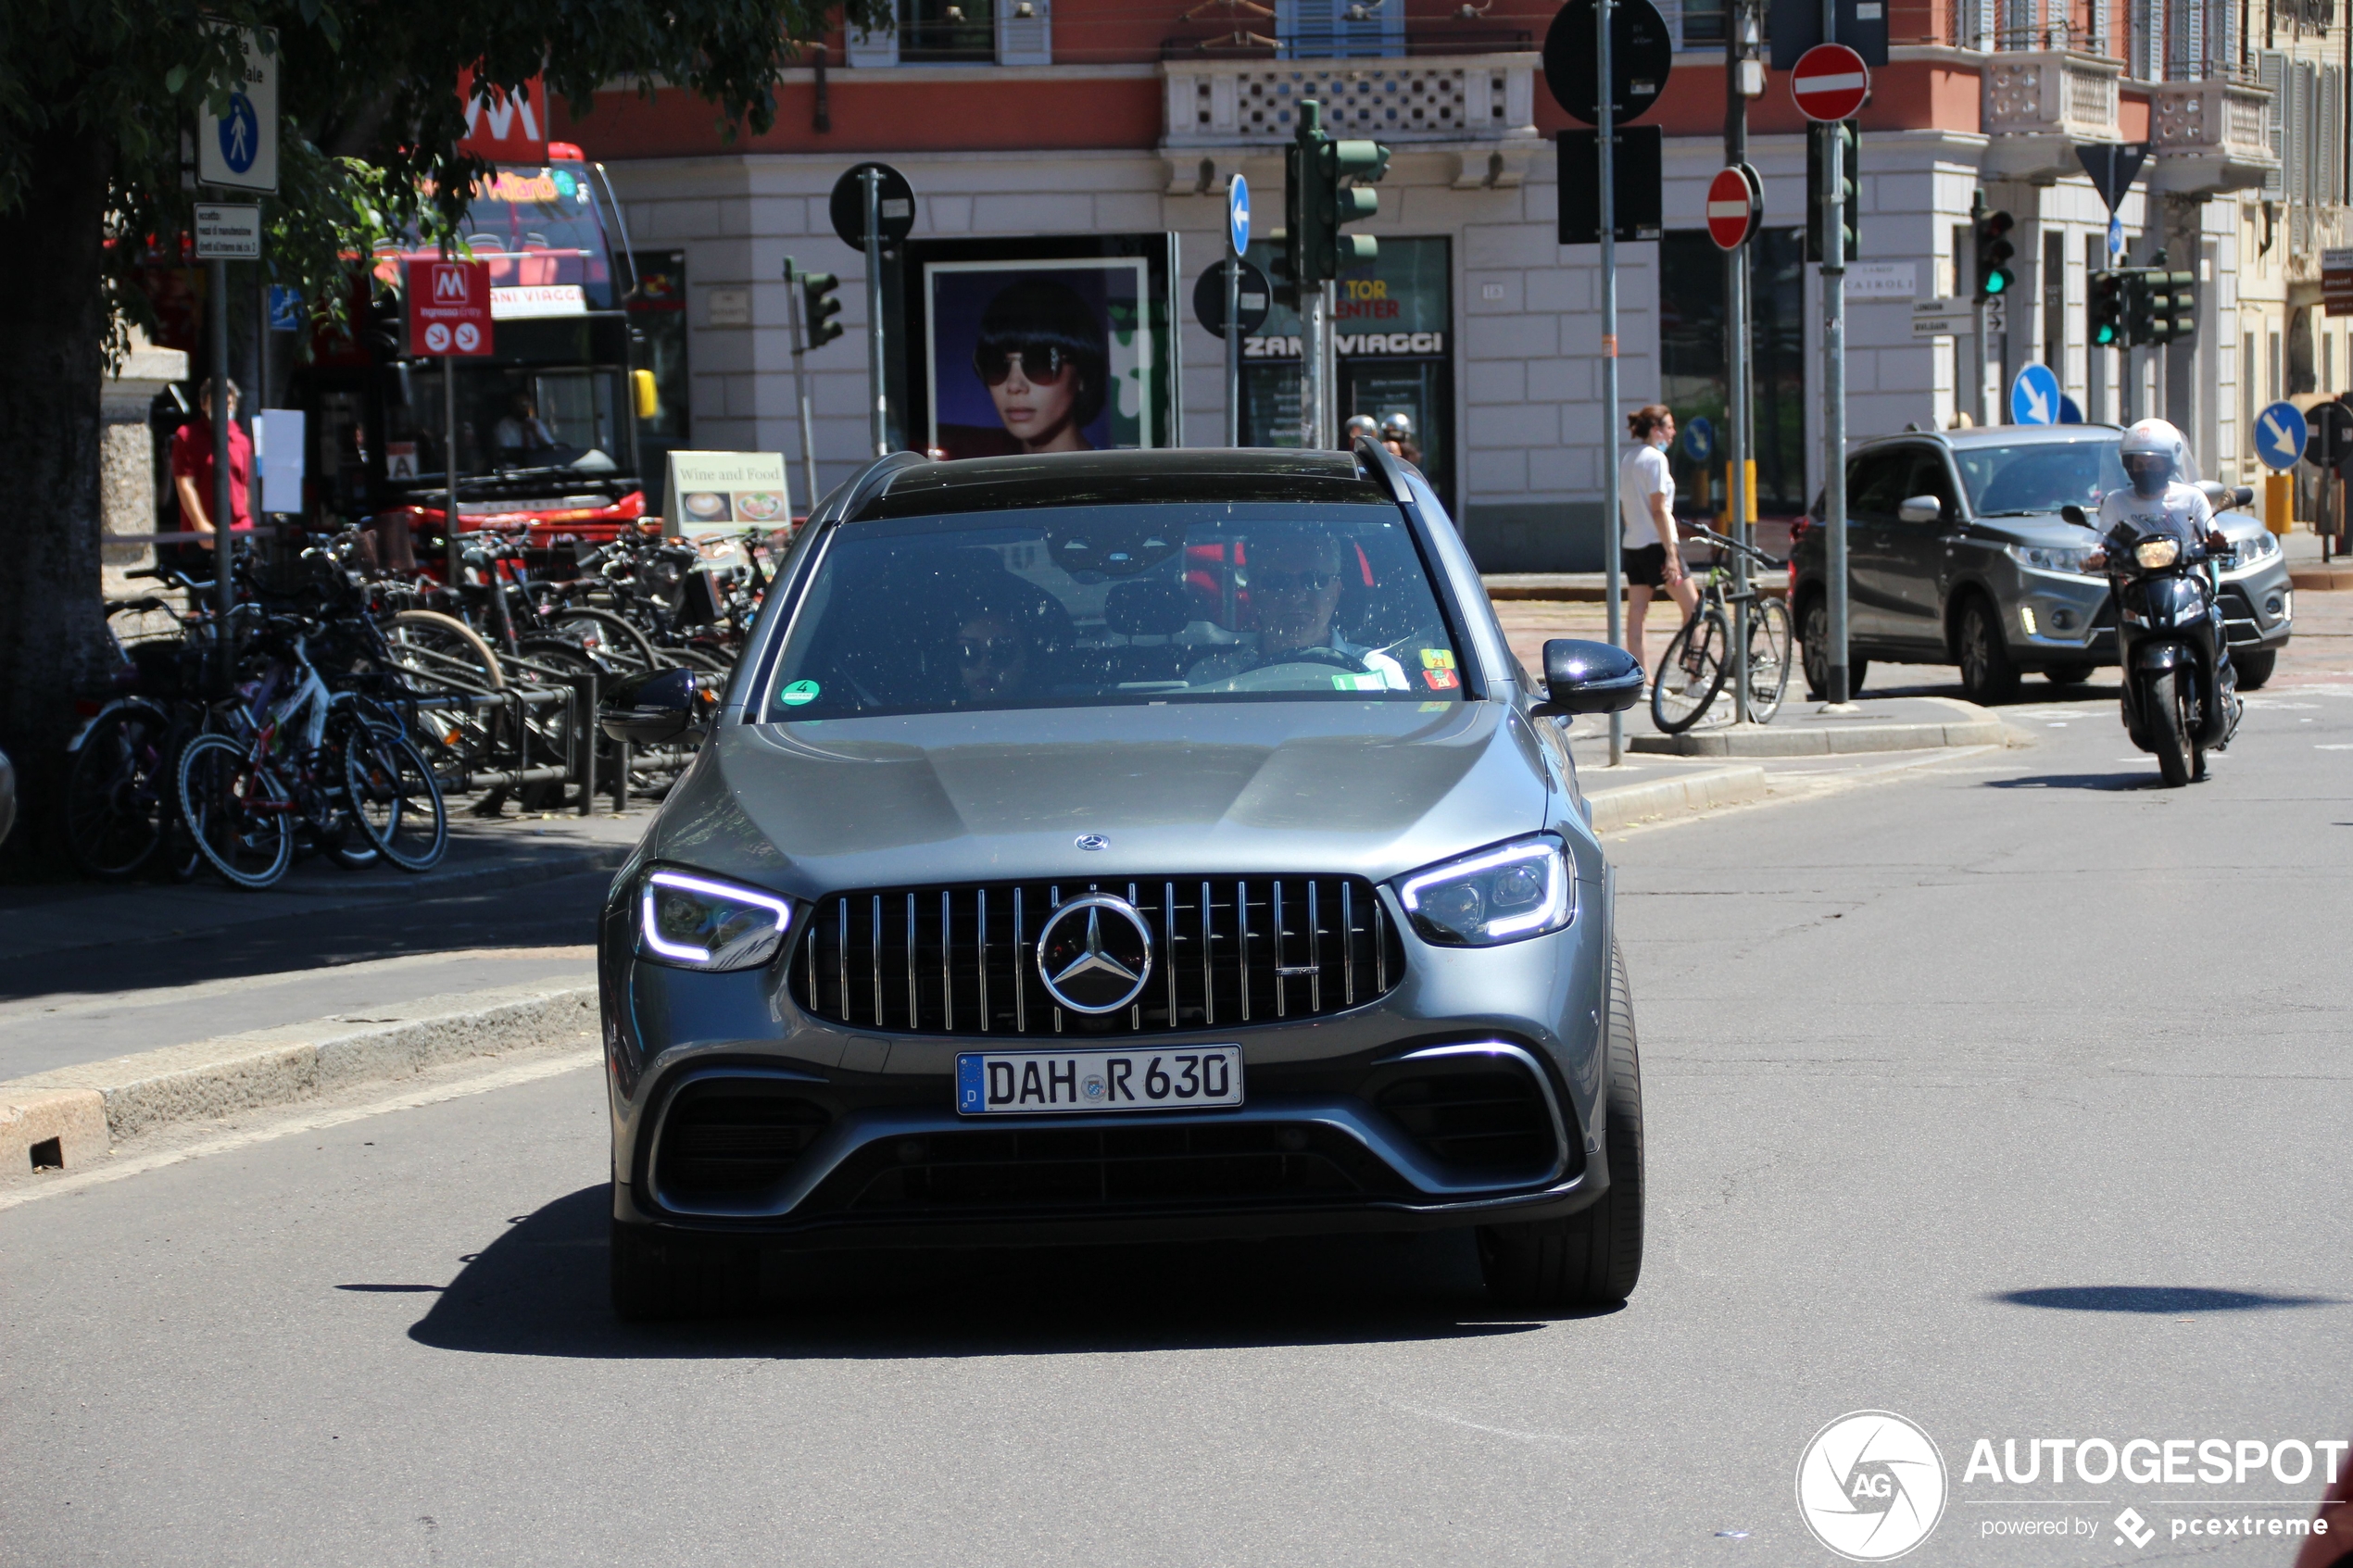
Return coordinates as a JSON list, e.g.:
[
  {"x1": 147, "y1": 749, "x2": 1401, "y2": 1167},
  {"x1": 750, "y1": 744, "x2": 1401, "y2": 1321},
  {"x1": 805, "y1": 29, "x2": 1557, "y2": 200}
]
[
  {"x1": 596, "y1": 445, "x2": 1648, "y2": 1319},
  {"x1": 1791, "y1": 425, "x2": 2293, "y2": 701}
]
